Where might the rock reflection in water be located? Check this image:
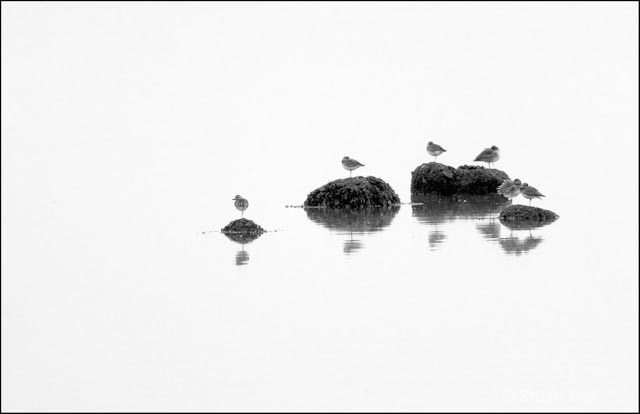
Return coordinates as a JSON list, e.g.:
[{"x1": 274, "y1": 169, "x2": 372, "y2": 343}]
[
  {"x1": 494, "y1": 217, "x2": 555, "y2": 255},
  {"x1": 412, "y1": 194, "x2": 509, "y2": 250},
  {"x1": 224, "y1": 232, "x2": 262, "y2": 266},
  {"x1": 305, "y1": 206, "x2": 400, "y2": 256},
  {"x1": 474, "y1": 217, "x2": 546, "y2": 255},
  {"x1": 411, "y1": 194, "x2": 510, "y2": 224},
  {"x1": 499, "y1": 218, "x2": 547, "y2": 255}
]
